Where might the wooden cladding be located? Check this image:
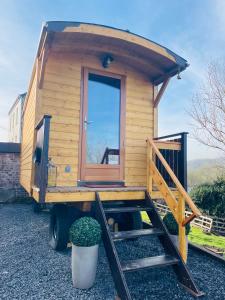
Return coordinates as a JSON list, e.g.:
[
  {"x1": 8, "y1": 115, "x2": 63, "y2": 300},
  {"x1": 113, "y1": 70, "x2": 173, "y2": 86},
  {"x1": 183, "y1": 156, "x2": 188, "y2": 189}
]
[
  {"x1": 38, "y1": 52, "x2": 154, "y2": 187},
  {"x1": 20, "y1": 46, "x2": 155, "y2": 194},
  {"x1": 154, "y1": 140, "x2": 181, "y2": 151}
]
